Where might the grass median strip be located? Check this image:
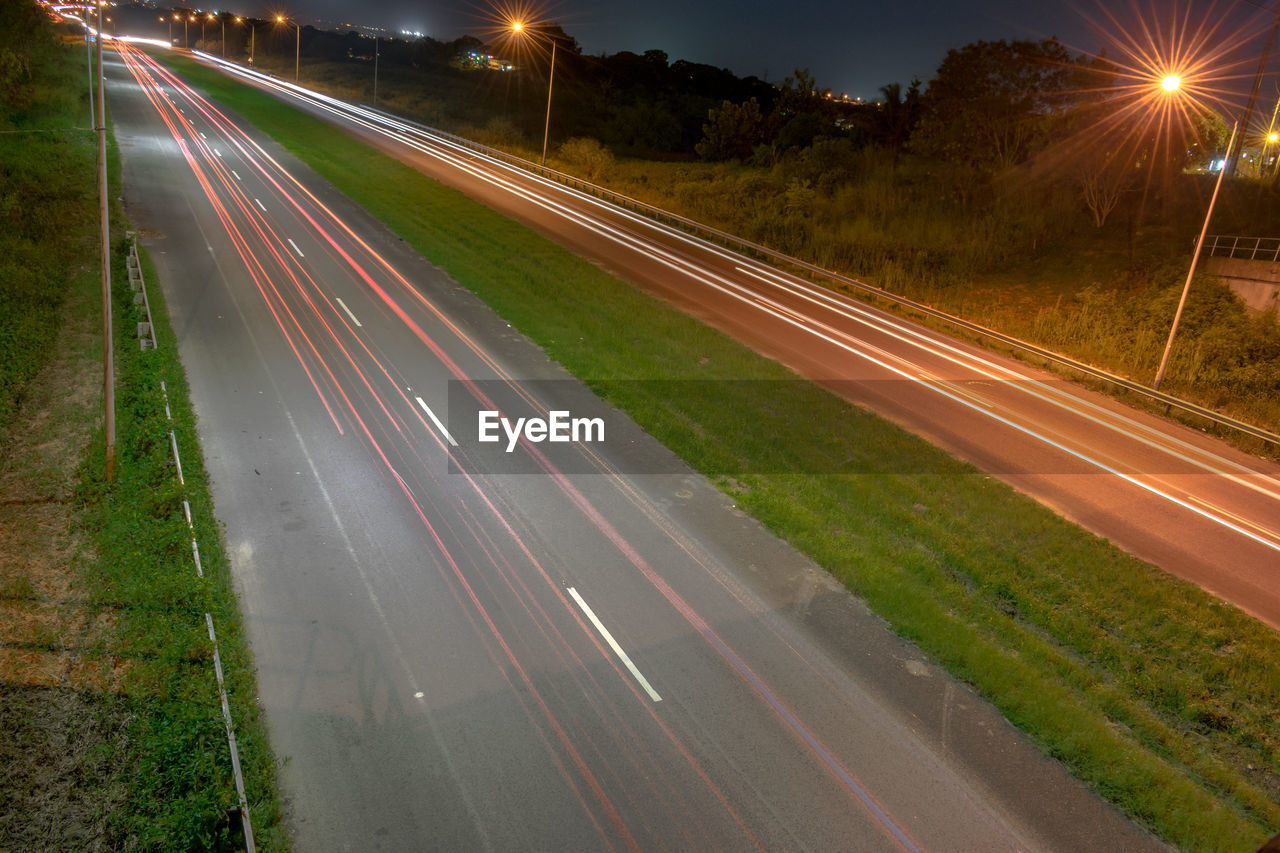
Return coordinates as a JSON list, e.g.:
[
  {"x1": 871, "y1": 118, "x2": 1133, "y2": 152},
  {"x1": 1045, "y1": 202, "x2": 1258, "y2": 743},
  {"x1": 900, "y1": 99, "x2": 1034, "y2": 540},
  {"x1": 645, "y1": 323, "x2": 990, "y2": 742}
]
[
  {"x1": 73, "y1": 237, "x2": 285, "y2": 850},
  {"x1": 0, "y1": 25, "x2": 283, "y2": 849},
  {"x1": 159, "y1": 52, "x2": 1280, "y2": 851}
]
